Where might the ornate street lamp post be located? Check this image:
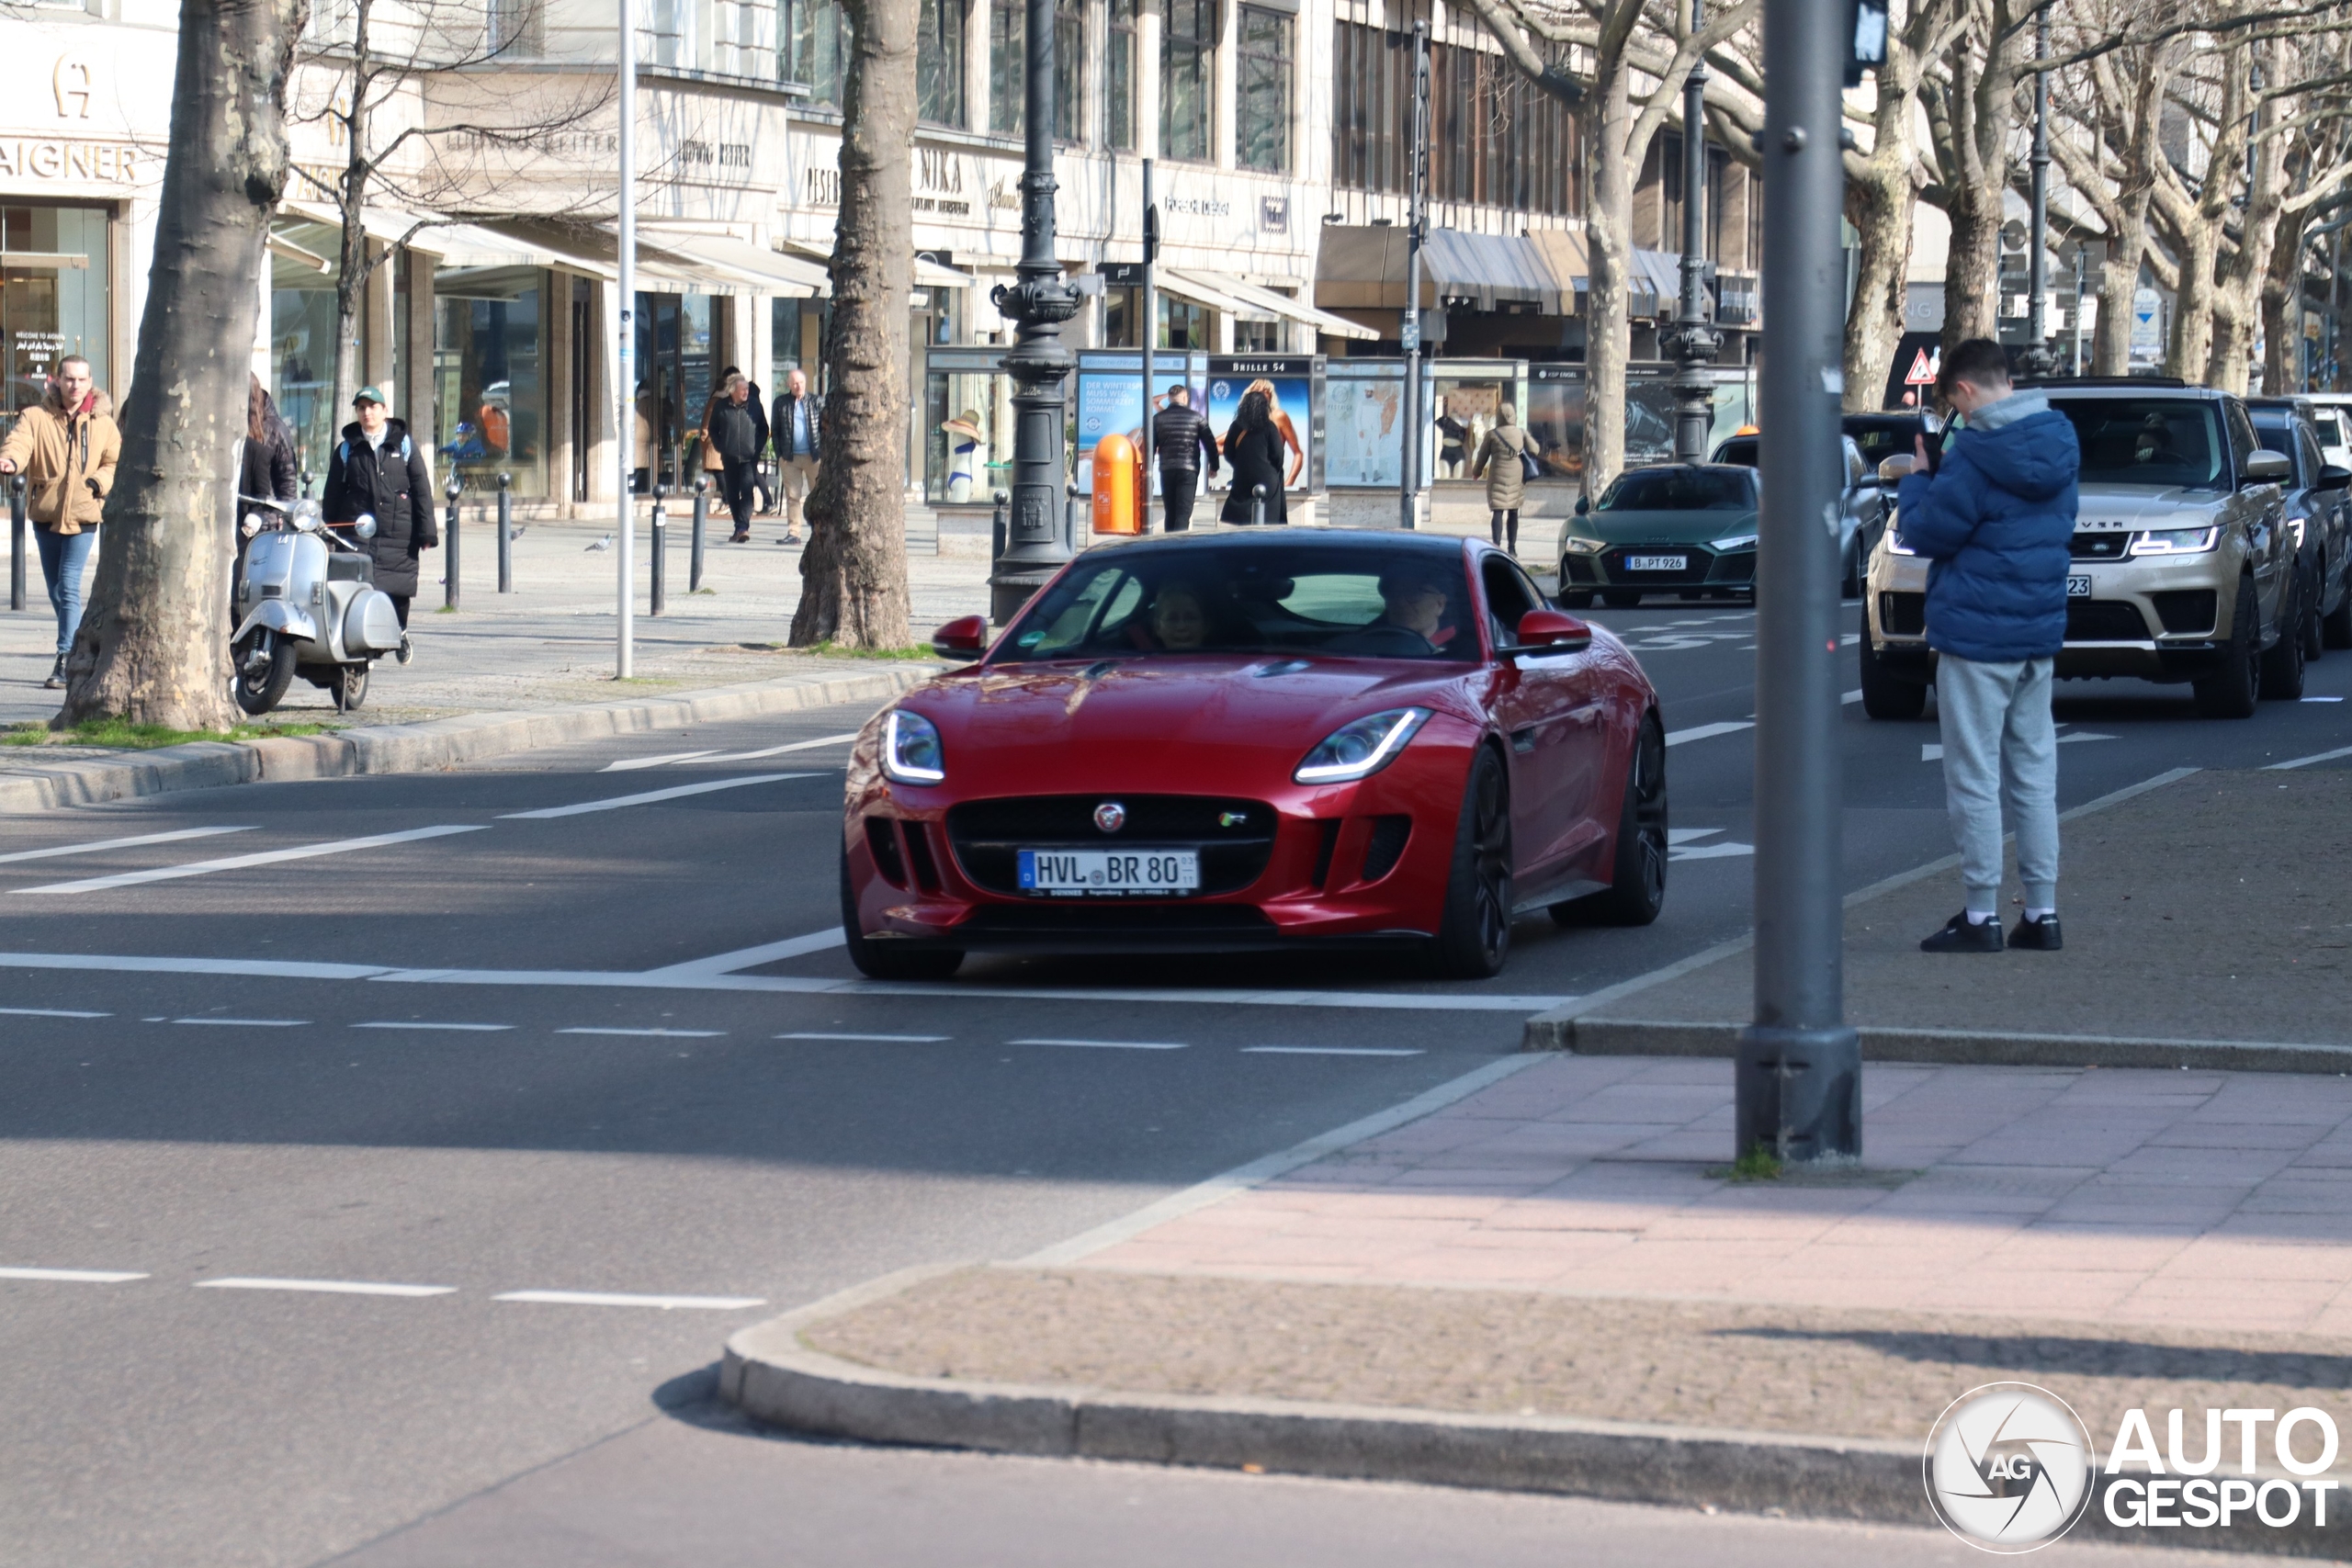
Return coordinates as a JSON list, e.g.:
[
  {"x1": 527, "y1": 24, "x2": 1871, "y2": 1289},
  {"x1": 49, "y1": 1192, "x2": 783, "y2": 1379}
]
[
  {"x1": 1662, "y1": 0, "x2": 1722, "y2": 463},
  {"x1": 2018, "y1": 14, "x2": 2057, "y2": 378},
  {"x1": 987, "y1": 0, "x2": 1080, "y2": 623}
]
